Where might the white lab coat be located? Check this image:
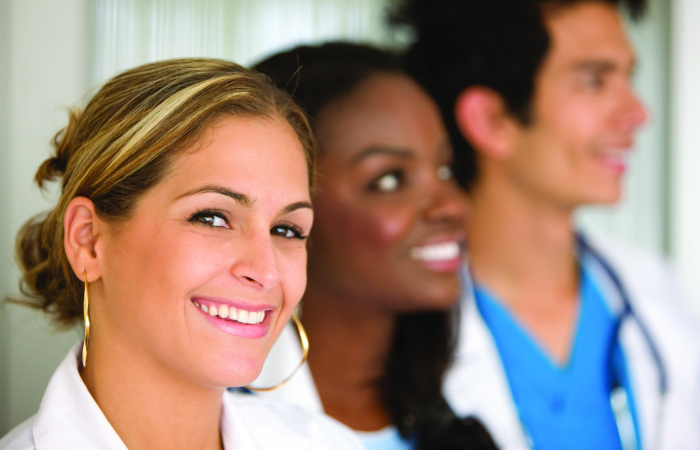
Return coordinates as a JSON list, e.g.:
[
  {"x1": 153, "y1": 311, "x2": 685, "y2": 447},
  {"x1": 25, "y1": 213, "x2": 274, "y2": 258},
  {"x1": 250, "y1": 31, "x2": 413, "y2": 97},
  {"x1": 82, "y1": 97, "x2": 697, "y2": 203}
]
[
  {"x1": 250, "y1": 232, "x2": 700, "y2": 450},
  {"x1": 0, "y1": 343, "x2": 365, "y2": 450}
]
